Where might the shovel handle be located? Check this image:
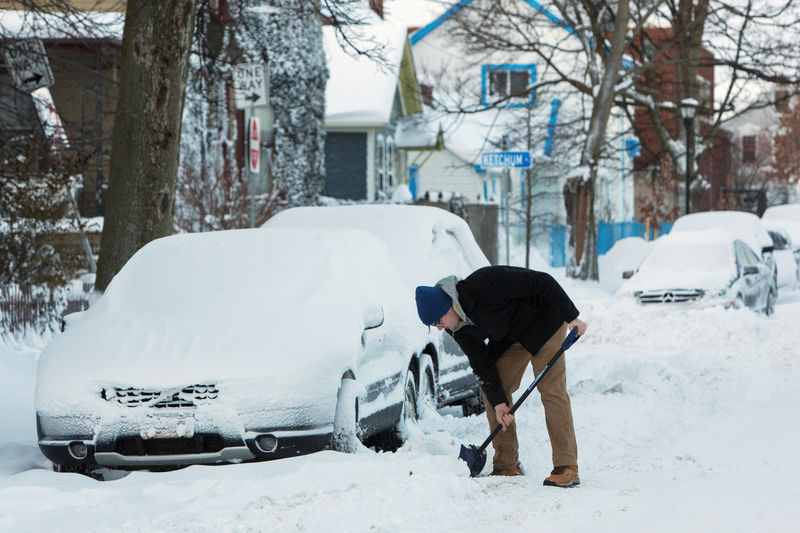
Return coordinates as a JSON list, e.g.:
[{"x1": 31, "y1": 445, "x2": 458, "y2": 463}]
[{"x1": 475, "y1": 327, "x2": 581, "y2": 453}]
